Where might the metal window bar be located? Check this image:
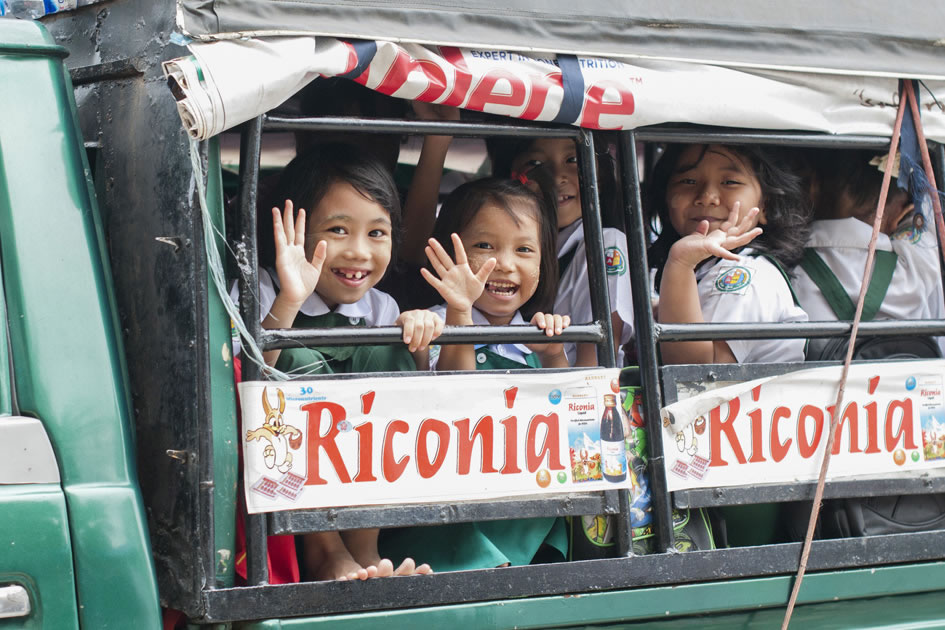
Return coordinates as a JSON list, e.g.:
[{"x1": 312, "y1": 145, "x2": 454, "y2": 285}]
[{"x1": 234, "y1": 114, "x2": 632, "y2": 585}]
